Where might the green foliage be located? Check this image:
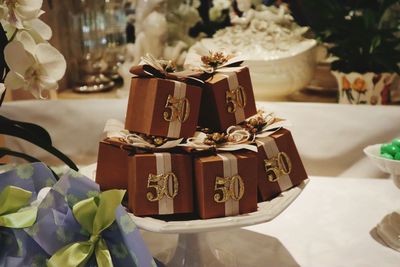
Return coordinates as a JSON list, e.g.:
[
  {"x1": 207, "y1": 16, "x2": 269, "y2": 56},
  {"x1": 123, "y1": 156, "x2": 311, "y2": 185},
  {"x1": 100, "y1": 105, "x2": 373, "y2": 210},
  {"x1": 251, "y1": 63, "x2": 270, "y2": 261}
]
[{"x1": 301, "y1": 0, "x2": 400, "y2": 73}]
